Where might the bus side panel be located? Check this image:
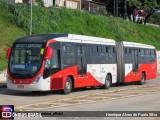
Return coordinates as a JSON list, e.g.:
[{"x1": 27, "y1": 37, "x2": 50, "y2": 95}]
[
  {"x1": 74, "y1": 73, "x2": 102, "y2": 88},
  {"x1": 124, "y1": 62, "x2": 157, "y2": 82},
  {"x1": 144, "y1": 61, "x2": 157, "y2": 80},
  {"x1": 50, "y1": 66, "x2": 77, "y2": 90},
  {"x1": 124, "y1": 68, "x2": 140, "y2": 83},
  {"x1": 50, "y1": 65, "x2": 103, "y2": 90}
]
